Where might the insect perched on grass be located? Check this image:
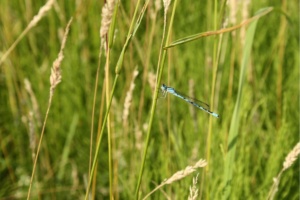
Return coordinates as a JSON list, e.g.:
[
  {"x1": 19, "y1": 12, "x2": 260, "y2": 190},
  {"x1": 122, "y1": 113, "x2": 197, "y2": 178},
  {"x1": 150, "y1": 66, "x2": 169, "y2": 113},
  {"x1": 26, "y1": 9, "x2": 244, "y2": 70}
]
[{"x1": 160, "y1": 84, "x2": 219, "y2": 118}]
